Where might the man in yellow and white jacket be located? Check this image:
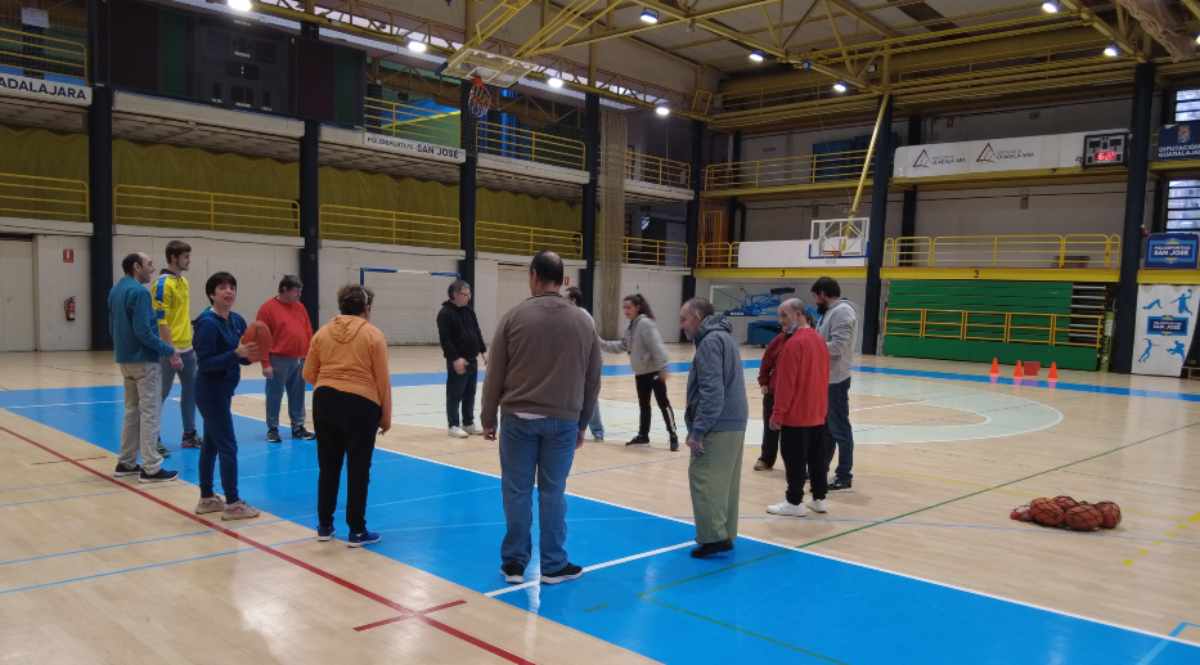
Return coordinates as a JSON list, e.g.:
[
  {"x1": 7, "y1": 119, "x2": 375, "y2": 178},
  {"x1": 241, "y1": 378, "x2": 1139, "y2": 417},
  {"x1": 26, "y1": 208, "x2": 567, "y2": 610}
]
[{"x1": 153, "y1": 240, "x2": 199, "y2": 451}]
